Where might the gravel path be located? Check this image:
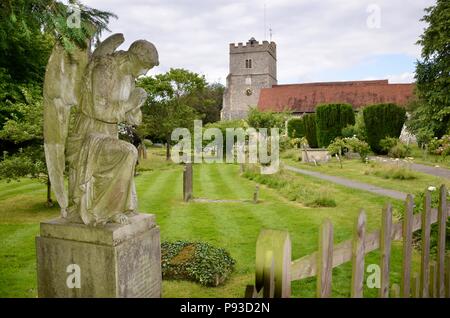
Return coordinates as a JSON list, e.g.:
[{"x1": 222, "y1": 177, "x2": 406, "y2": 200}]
[
  {"x1": 370, "y1": 156, "x2": 450, "y2": 179},
  {"x1": 284, "y1": 165, "x2": 408, "y2": 201}
]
